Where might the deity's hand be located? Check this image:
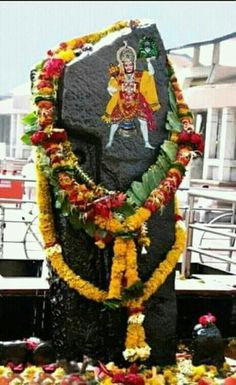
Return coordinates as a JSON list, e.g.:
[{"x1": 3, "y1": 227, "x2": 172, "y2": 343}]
[{"x1": 146, "y1": 56, "x2": 156, "y2": 62}]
